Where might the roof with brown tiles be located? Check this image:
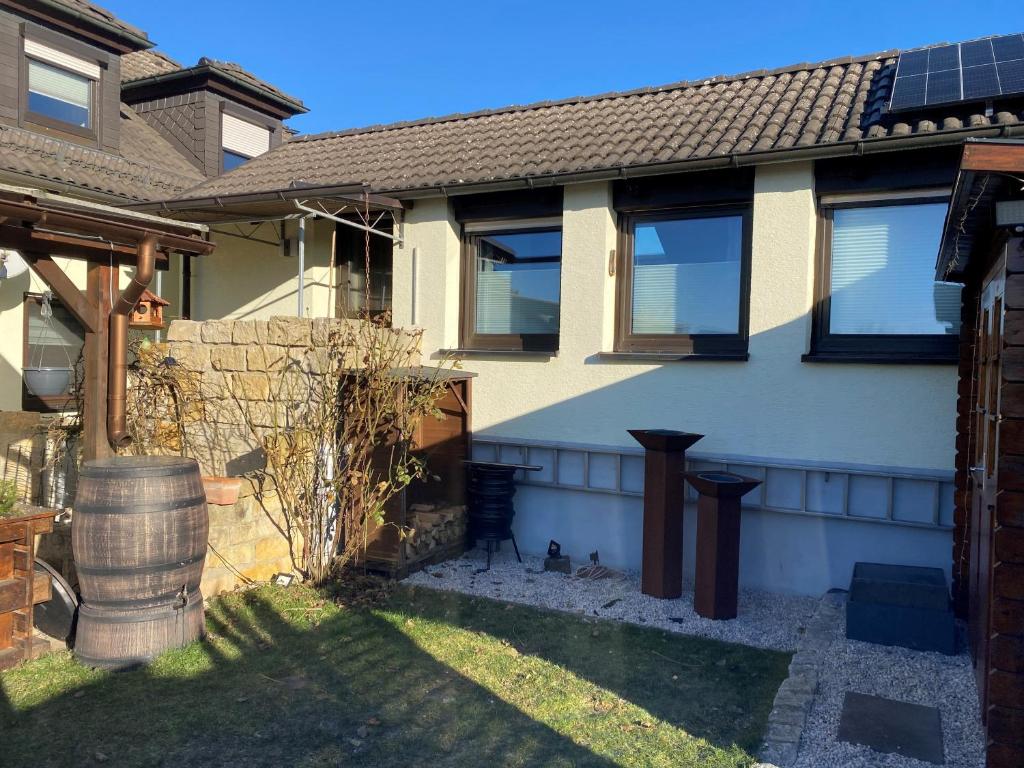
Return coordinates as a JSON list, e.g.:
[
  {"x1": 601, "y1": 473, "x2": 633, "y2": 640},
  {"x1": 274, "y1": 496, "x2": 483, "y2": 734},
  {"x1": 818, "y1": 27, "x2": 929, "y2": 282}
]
[
  {"x1": 172, "y1": 48, "x2": 1024, "y2": 199},
  {"x1": 0, "y1": 104, "x2": 204, "y2": 201},
  {"x1": 120, "y1": 56, "x2": 306, "y2": 115},
  {"x1": 121, "y1": 49, "x2": 181, "y2": 83},
  {"x1": 196, "y1": 58, "x2": 306, "y2": 113},
  {"x1": 48, "y1": 0, "x2": 149, "y2": 46}
]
